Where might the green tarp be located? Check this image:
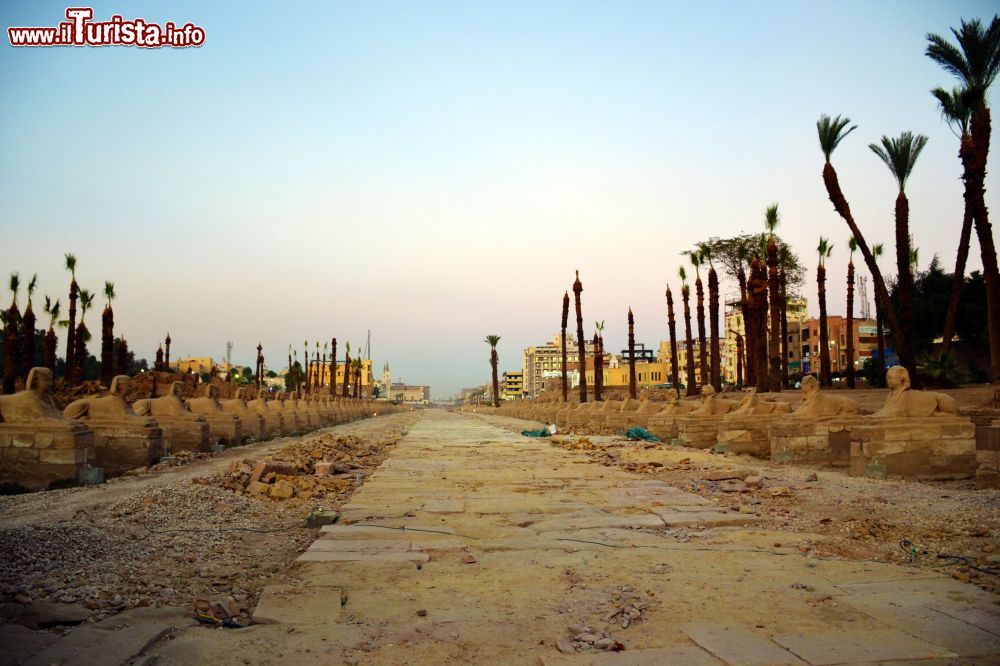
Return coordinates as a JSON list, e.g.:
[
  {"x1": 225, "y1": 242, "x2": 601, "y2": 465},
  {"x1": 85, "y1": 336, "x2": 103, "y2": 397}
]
[{"x1": 624, "y1": 427, "x2": 660, "y2": 442}]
